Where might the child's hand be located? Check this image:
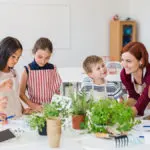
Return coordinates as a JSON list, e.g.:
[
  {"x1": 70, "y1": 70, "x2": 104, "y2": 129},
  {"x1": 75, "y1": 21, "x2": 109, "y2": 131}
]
[
  {"x1": 0, "y1": 113, "x2": 7, "y2": 121},
  {"x1": 23, "y1": 108, "x2": 34, "y2": 115},
  {"x1": 29, "y1": 102, "x2": 43, "y2": 112},
  {"x1": 0, "y1": 79, "x2": 13, "y2": 91},
  {"x1": 0, "y1": 96, "x2": 8, "y2": 110},
  {"x1": 0, "y1": 113, "x2": 8, "y2": 125},
  {"x1": 118, "y1": 97, "x2": 124, "y2": 103}
]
